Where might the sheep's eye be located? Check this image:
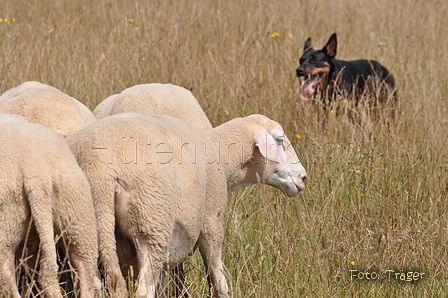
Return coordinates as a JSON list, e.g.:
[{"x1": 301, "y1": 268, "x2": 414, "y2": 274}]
[{"x1": 276, "y1": 136, "x2": 284, "y2": 146}]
